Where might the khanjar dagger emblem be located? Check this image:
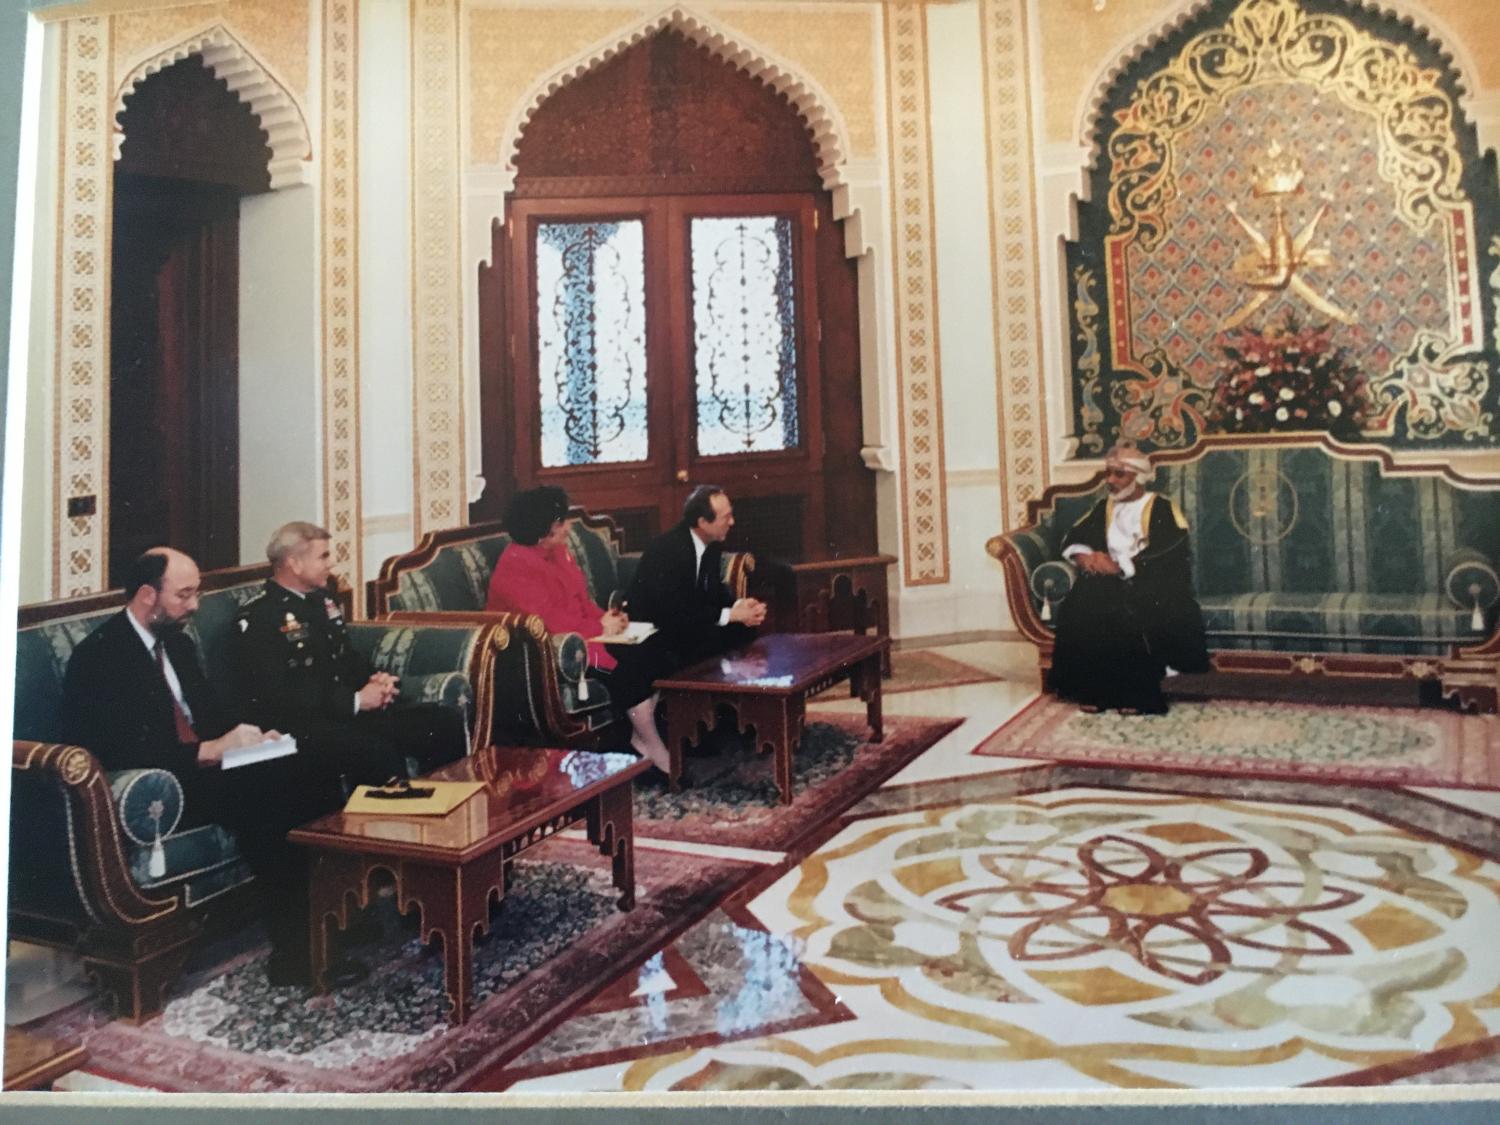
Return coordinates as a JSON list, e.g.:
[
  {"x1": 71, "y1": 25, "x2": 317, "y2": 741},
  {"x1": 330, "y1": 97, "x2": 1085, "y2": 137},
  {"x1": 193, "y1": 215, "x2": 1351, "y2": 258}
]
[{"x1": 1223, "y1": 142, "x2": 1353, "y2": 329}]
